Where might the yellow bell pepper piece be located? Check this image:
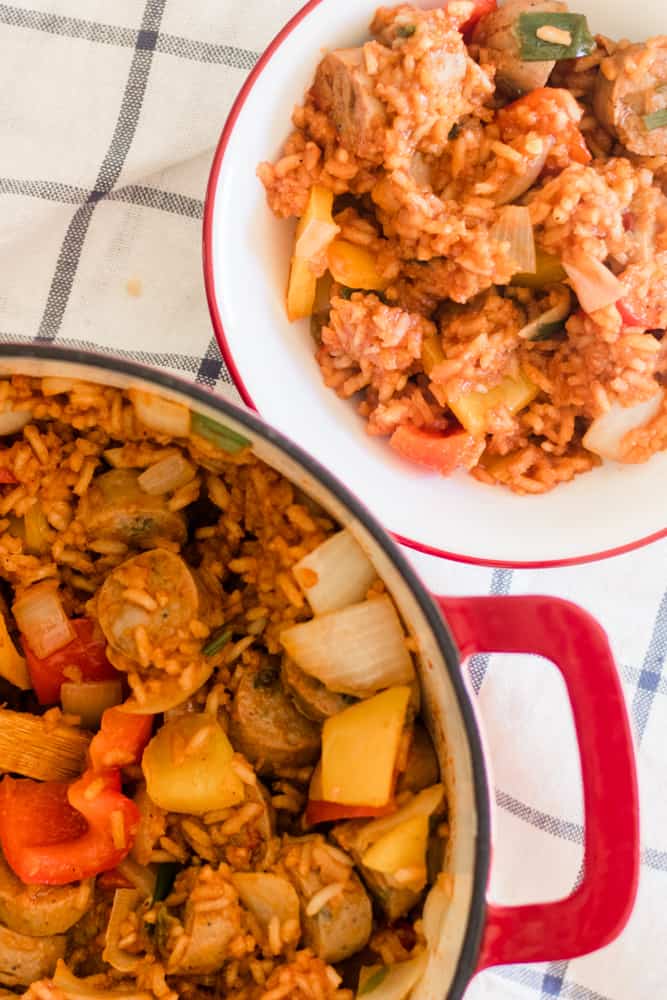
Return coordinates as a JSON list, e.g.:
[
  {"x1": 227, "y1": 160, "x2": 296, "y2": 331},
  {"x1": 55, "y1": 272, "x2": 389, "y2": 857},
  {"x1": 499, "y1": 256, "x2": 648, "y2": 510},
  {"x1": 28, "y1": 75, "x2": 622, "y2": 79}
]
[
  {"x1": 327, "y1": 239, "x2": 390, "y2": 292},
  {"x1": 421, "y1": 331, "x2": 445, "y2": 375},
  {"x1": 321, "y1": 686, "x2": 411, "y2": 807},
  {"x1": 0, "y1": 612, "x2": 30, "y2": 690},
  {"x1": 511, "y1": 248, "x2": 566, "y2": 288},
  {"x1": 286, "y1": 185, "x2": 338, "y2": 322},
  {"x1": 448, "y1": 369, "x2": 539, "y2": 438},
  {"x1": 362, "y1": 815, "x2": 429, "y2": 876}
]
